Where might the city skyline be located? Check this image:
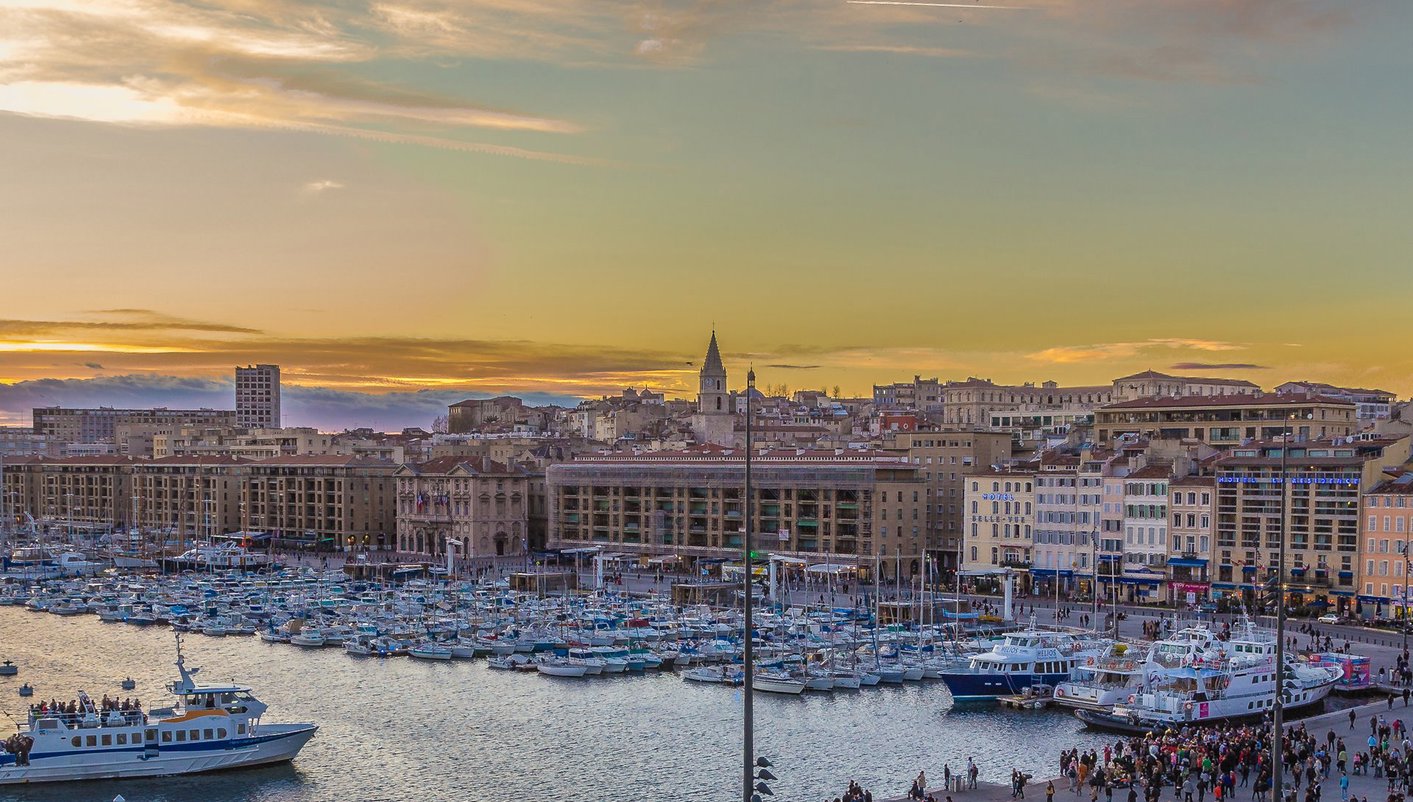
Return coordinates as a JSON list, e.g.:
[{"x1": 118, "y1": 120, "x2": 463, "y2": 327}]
[{"x1": 3, "y1": 1, "x2": 1411, "y2": 425}]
